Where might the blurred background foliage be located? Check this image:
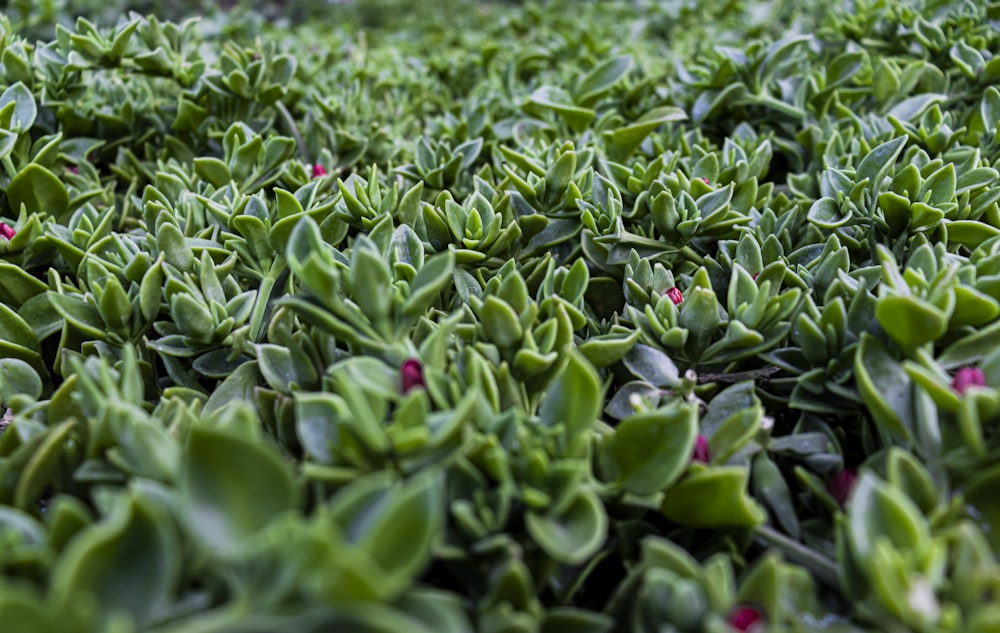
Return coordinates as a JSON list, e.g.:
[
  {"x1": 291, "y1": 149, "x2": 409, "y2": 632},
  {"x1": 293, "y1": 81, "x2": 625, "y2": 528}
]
[{"x1": 8, "y1": 0, "x2": 533, "y2": 41}]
